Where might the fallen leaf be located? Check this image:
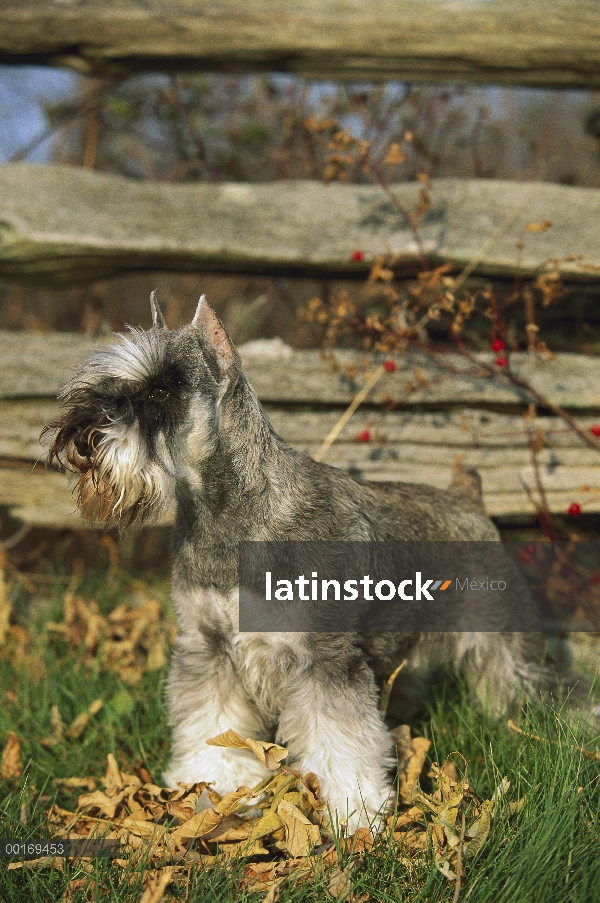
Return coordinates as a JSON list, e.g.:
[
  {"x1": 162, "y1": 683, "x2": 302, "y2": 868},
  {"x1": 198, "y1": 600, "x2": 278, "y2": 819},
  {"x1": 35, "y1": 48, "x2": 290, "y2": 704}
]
[
  {"x1": 66, "y1": 713, "x2": 90, "y2": 740},
  {"x1": 214, "y1": 786, "x2": 255, "y2": 815},
  {"x1": 327, "y1": 867, "x2": 354, "y2": 899},
  {"x1": 52, "y1": 777, "x2": 97, "y2": 792},
  {"x1": 206, "y1": 730, "x2": 287, "y2": 769},
  {"x1": 463, "y1": 801, "x2": 492, "y2": 858},
  {"x1": 8, "y1": 856, "x2": 65, "y2": 872},
  {"x1": 351, "y1": 827, "x2": 374, "y2": 853},
  {"x1": 262, "y1": 884, "x2": 281, "y2": 903},
  {"x1": 77, "y1": 789, "x2": 126, "y2": 819},
  {"x1": 166, "y1": 786, "x2": 207, "y2": 823},
  {"x1": 436, "y1": 858, "x2": 457, "y2": 881},
  {"x1": 50, "y1": 705, "x2": 64, "y2": 741},
  {"x1": 139, "y1": 867, "x2": 174, "y2": 903},
  {"x1": 169, "y1": 808, "x2": 223, "y2": 844},
  {"x1": 1, "y1": 730, "x2": 21, "y2": 780},
  {"x1": 247, "y1": 810, "x2": 283, "y2": 844},
  {"x1": 104, "y1": 753, "x2": 123, "y2": 795},
  {"x1": 300, "y1": 772, "x2": 326, "y2": 812},
  {"x1": 398, "y1": 735, "x2": 431, "y2": 802},
  {"x1": 276, "y1": 800, "x2": 320, "y2": 857}
]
